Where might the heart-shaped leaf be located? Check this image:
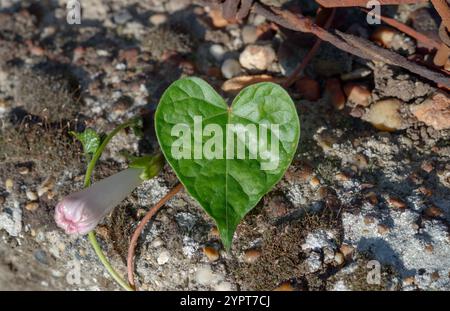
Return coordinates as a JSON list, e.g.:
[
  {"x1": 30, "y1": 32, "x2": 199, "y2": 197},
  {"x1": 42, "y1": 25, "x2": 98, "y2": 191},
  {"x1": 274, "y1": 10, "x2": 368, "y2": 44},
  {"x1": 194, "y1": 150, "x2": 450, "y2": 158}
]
[{"x1": 155, "y1": 77, "x2": 300, "y2": 249}]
